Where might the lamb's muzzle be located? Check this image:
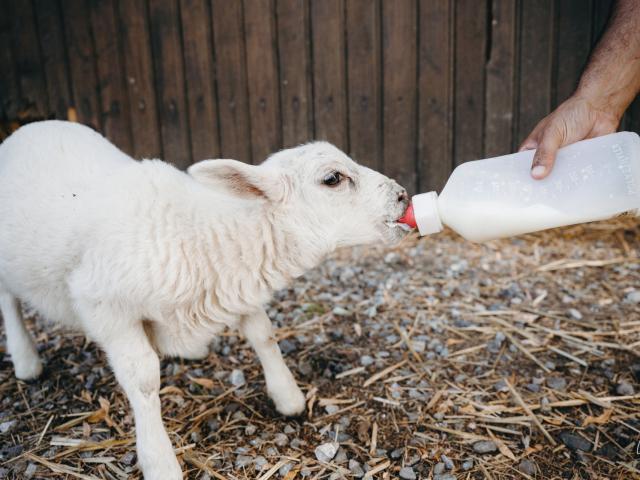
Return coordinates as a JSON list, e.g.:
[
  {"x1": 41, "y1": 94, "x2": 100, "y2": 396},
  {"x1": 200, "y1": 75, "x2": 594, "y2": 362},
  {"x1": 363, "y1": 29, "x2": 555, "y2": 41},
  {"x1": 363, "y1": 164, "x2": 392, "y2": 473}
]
[{"x1": 0, "y1": 120, "x2": 410, "y2": 480}]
